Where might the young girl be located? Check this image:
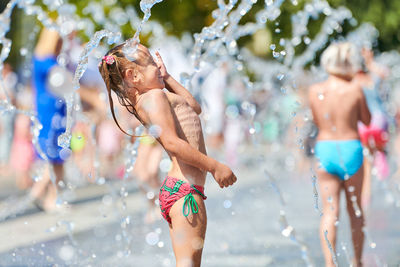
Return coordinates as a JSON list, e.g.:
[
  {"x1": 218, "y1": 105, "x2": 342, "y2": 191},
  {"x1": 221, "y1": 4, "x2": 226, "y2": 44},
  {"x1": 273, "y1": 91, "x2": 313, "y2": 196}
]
[
  {"x1": 98, "y1": 43, "x2": 237, "y2": 266},
  {"x1": 309, "y1": 42, "x2": 370, "y2": 267}
]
